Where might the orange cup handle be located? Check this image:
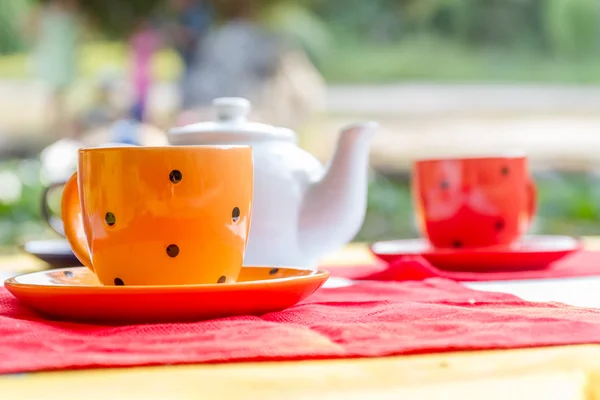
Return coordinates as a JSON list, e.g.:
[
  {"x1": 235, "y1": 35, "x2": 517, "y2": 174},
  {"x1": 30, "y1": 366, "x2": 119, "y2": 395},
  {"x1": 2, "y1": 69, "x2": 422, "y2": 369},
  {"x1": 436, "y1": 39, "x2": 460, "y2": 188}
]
[
  {"x1": 526, "y1": 179, "x2": 537, "y2": 223},
  {"x1": 61, "y1": 172, "x2": 94, "y2": 271}
]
